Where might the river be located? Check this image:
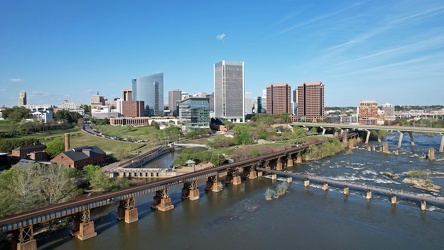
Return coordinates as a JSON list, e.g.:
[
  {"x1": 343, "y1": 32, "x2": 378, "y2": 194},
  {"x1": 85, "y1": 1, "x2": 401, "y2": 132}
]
[{"x1": 38, "y1": 133, "x2": 444, "y2": 250}]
